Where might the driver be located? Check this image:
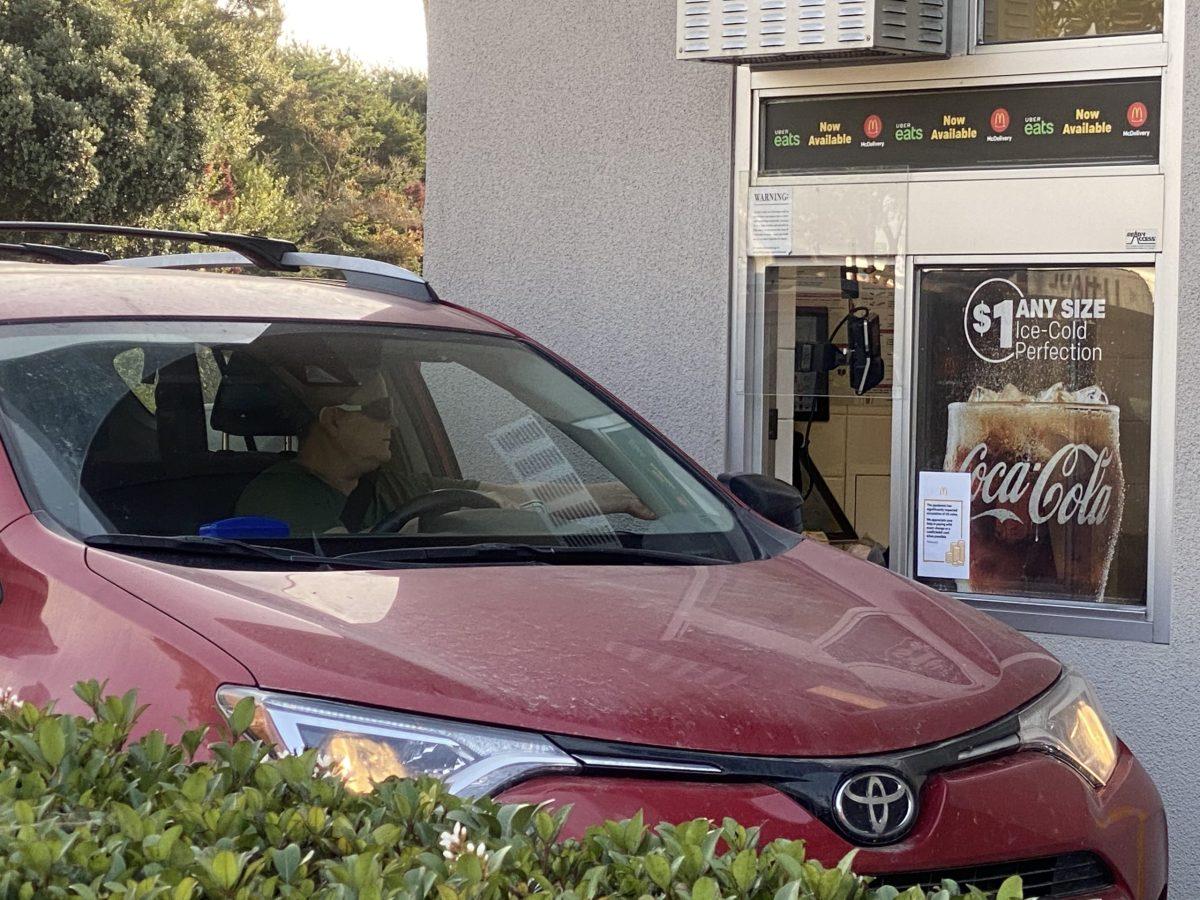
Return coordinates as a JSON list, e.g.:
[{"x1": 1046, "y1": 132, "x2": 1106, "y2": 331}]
[{"x1": 235, "y1": 370, "x2": 652, "y2": 534}]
